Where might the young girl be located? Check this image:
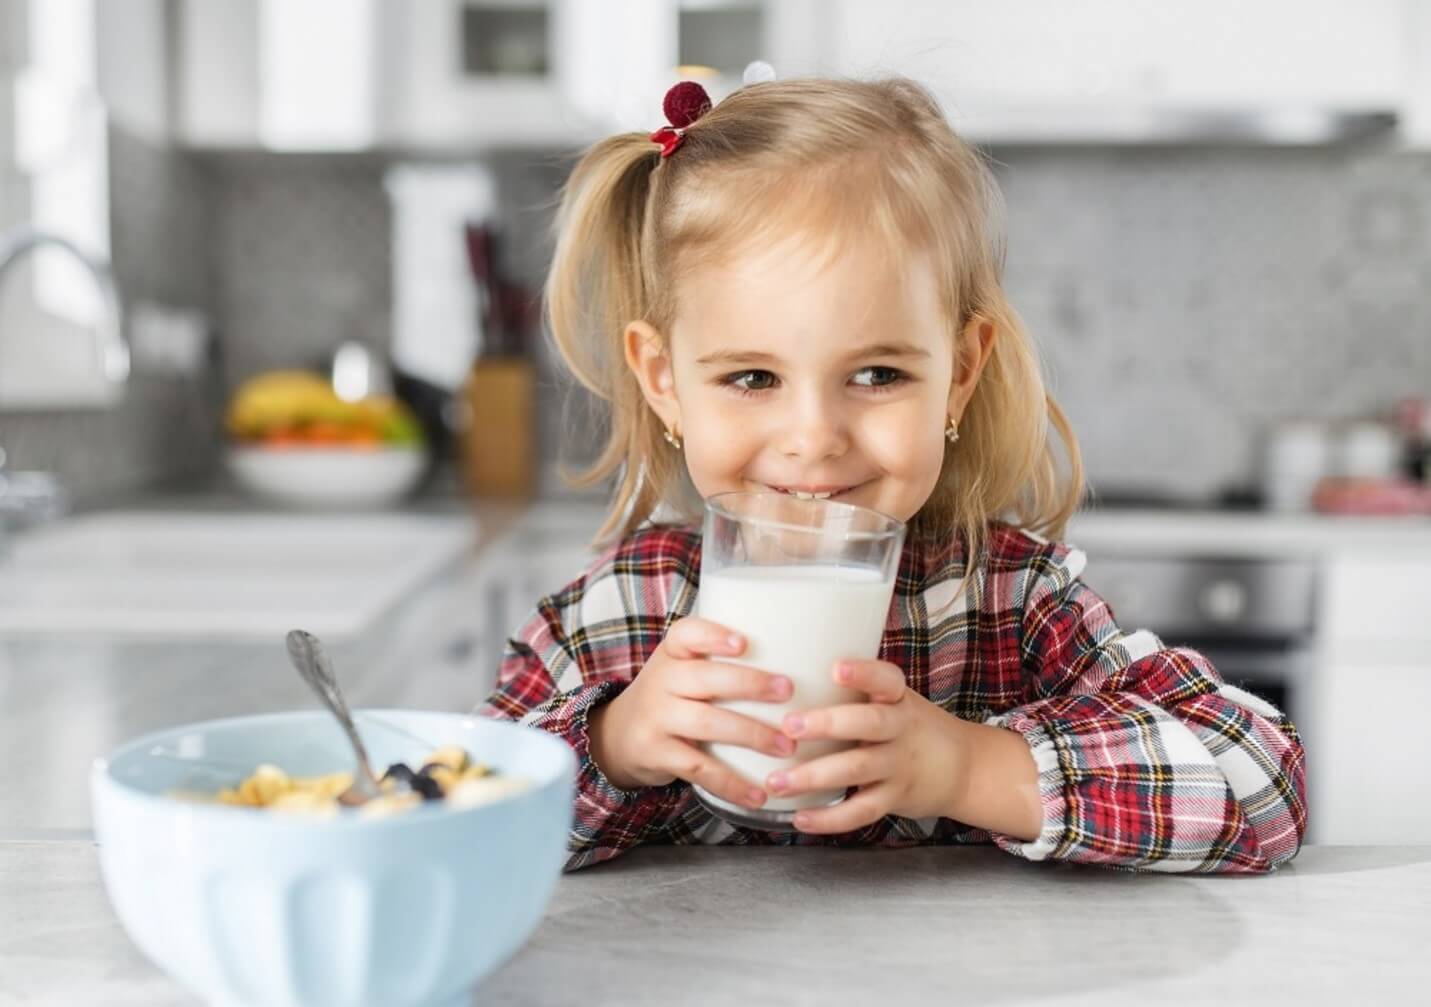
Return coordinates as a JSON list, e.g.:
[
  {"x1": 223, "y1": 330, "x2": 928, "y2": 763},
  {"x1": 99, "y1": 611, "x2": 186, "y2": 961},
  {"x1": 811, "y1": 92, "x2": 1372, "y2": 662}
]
[{"x1": 477, "y1": 75, "x2": 1307, "y2": 874}]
